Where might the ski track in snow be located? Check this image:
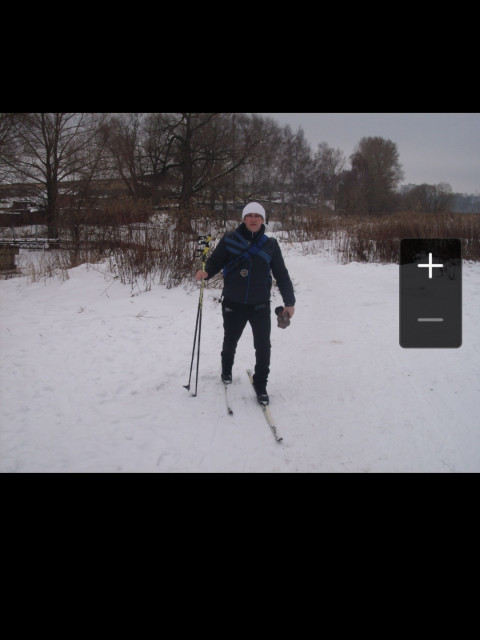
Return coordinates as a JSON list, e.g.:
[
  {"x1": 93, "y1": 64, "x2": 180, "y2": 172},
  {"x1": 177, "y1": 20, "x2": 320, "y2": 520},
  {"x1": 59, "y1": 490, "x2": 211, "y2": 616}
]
[{"x1": 1, "y1": 245, "x2": 479, "y2": 473}]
